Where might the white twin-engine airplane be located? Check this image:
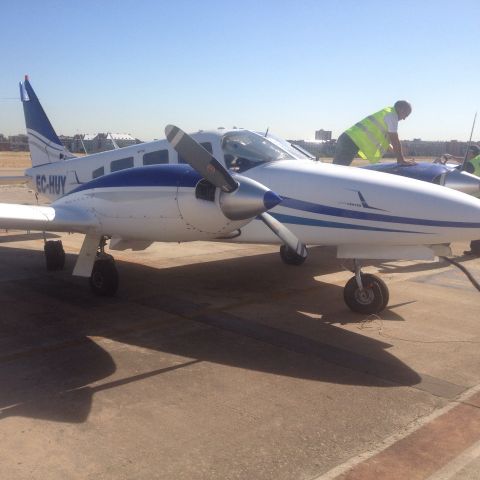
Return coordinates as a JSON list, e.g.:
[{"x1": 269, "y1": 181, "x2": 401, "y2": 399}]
[{"x1": 1, "y1": 76, "x2": 480, "y2": 314}]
